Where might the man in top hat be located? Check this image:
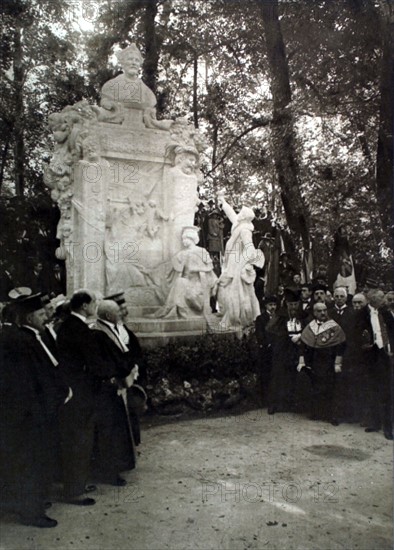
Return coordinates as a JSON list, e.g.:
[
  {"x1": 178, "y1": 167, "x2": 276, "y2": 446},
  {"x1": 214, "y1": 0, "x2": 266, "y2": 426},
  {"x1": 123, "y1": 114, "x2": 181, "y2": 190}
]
[
  {"x1": 298, "y1": 302, "x2": 346, "y2": 422},
  {"x1": 0, "y1": 293, "x2": 69, "y2": 527},
  {"x1": 266, "y1": 288, "x2": 306, "y2": 414}
]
